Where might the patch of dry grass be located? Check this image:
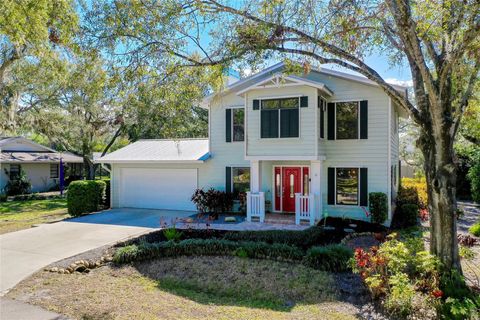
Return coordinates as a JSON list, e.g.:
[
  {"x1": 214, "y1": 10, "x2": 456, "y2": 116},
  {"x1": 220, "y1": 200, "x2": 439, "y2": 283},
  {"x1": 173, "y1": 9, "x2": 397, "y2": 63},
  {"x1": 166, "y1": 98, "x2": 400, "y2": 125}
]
[{"x1": 8, "y1": 256, "x2": 360, "y2": 320}]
